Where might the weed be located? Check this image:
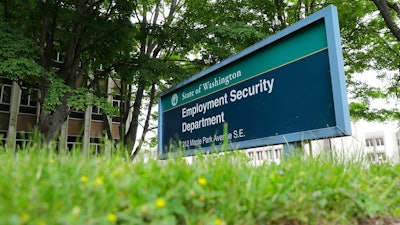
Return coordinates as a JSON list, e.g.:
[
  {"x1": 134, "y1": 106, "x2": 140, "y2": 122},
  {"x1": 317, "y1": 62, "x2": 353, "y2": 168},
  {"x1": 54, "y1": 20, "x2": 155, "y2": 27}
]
[{"x1": 0, "y1": 144, "x2": 399, "y2": 224}]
